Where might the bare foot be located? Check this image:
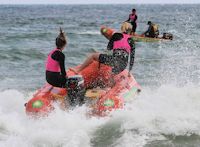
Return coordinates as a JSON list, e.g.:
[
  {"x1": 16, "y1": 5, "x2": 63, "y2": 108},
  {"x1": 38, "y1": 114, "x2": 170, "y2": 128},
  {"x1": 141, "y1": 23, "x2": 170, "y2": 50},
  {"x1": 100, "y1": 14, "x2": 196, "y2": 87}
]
[{"x1": 69, "y1": 68, "x2": 79, "y2": 74}]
